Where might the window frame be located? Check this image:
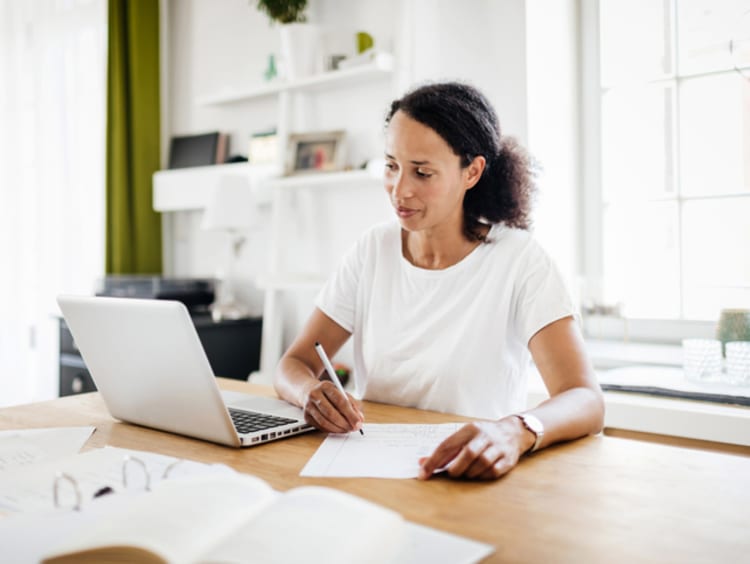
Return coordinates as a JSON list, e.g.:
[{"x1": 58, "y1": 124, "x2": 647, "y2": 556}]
[{"x1": 579, "y1": 0, "x2": 749, "y2": 344}]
